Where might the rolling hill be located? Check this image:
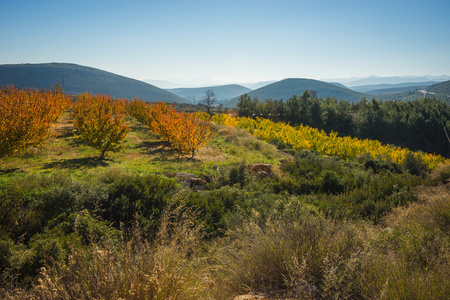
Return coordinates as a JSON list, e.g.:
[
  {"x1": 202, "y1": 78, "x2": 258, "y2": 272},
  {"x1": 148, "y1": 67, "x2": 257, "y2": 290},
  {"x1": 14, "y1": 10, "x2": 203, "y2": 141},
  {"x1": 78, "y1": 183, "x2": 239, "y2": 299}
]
[
  {"x1": 344, "y1": 75, "x2": 448, "y2": 87},
  {"x1": 167, "y1": 84, "x2": 252, "y2": 104},
  {"x1": 351, "y1": 82, "x2": 435, "y2": 94},
  {"x1": 427, "y1": 80, "x2": 450, "y2": 95},
  {"x1": 0, "y1": 63, "x2": 186, "y2": 103},
  {"x1": 224, "y1": 78, "x2": 368, "y2": 107}
]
